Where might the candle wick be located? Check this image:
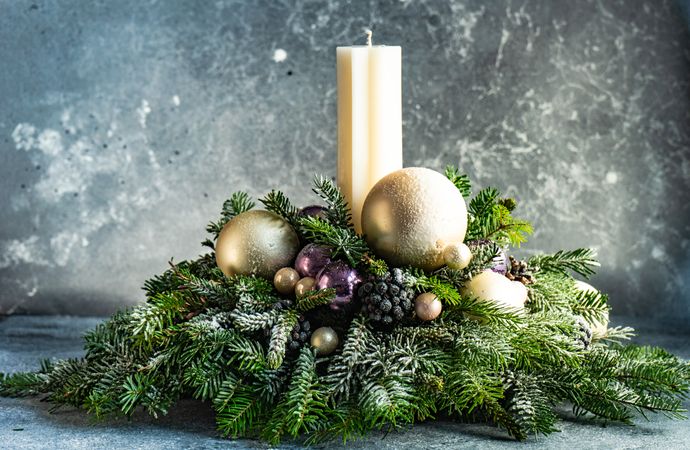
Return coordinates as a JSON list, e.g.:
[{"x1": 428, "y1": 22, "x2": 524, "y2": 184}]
[{"x1": 365, "y1": 29, "x2": 372, "y2": 46}]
